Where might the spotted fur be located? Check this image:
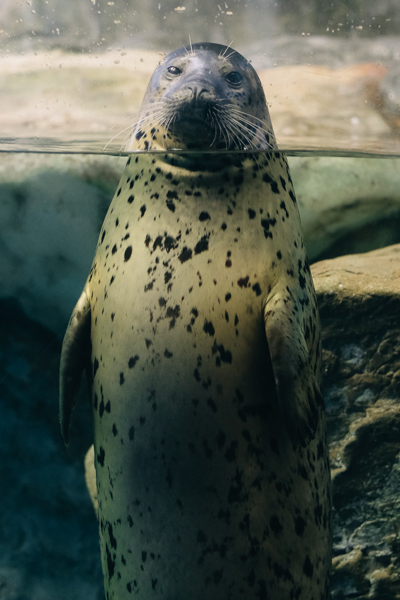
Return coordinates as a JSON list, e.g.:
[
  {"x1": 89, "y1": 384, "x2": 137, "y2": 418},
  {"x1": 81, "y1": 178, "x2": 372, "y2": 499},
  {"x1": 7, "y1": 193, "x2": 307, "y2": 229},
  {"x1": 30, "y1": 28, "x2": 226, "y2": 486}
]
[{"x1": 60, "y1": 43, "x2": 331, "y2": 600}]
